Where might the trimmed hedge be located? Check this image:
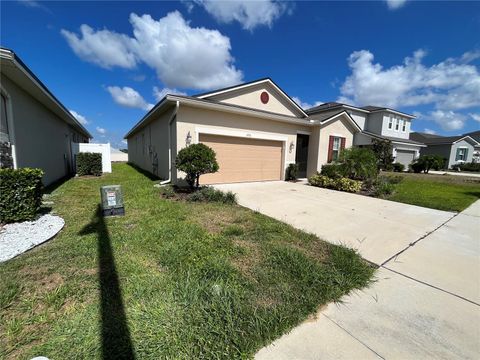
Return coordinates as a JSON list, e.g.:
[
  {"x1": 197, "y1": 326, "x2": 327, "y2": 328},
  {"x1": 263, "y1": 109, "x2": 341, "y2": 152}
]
[
  {"x1": 309, "y1": 173, "x2": 362, "y2": 193},
  {"x1": 76, "y1": 152, "x2": 102, "y2": 176},
  {"x1": 285, "y1": 163, "x2": 299, "y2": 181},
  {"x1": 451, "y1": 162, "x2": 480, "y2": 172},
  {"x1": 392, "y1": 162, "x2": 405, "y2": 172},
  {"x1": 0, "y1": 168, "x2": 44, "y2": 223}
]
